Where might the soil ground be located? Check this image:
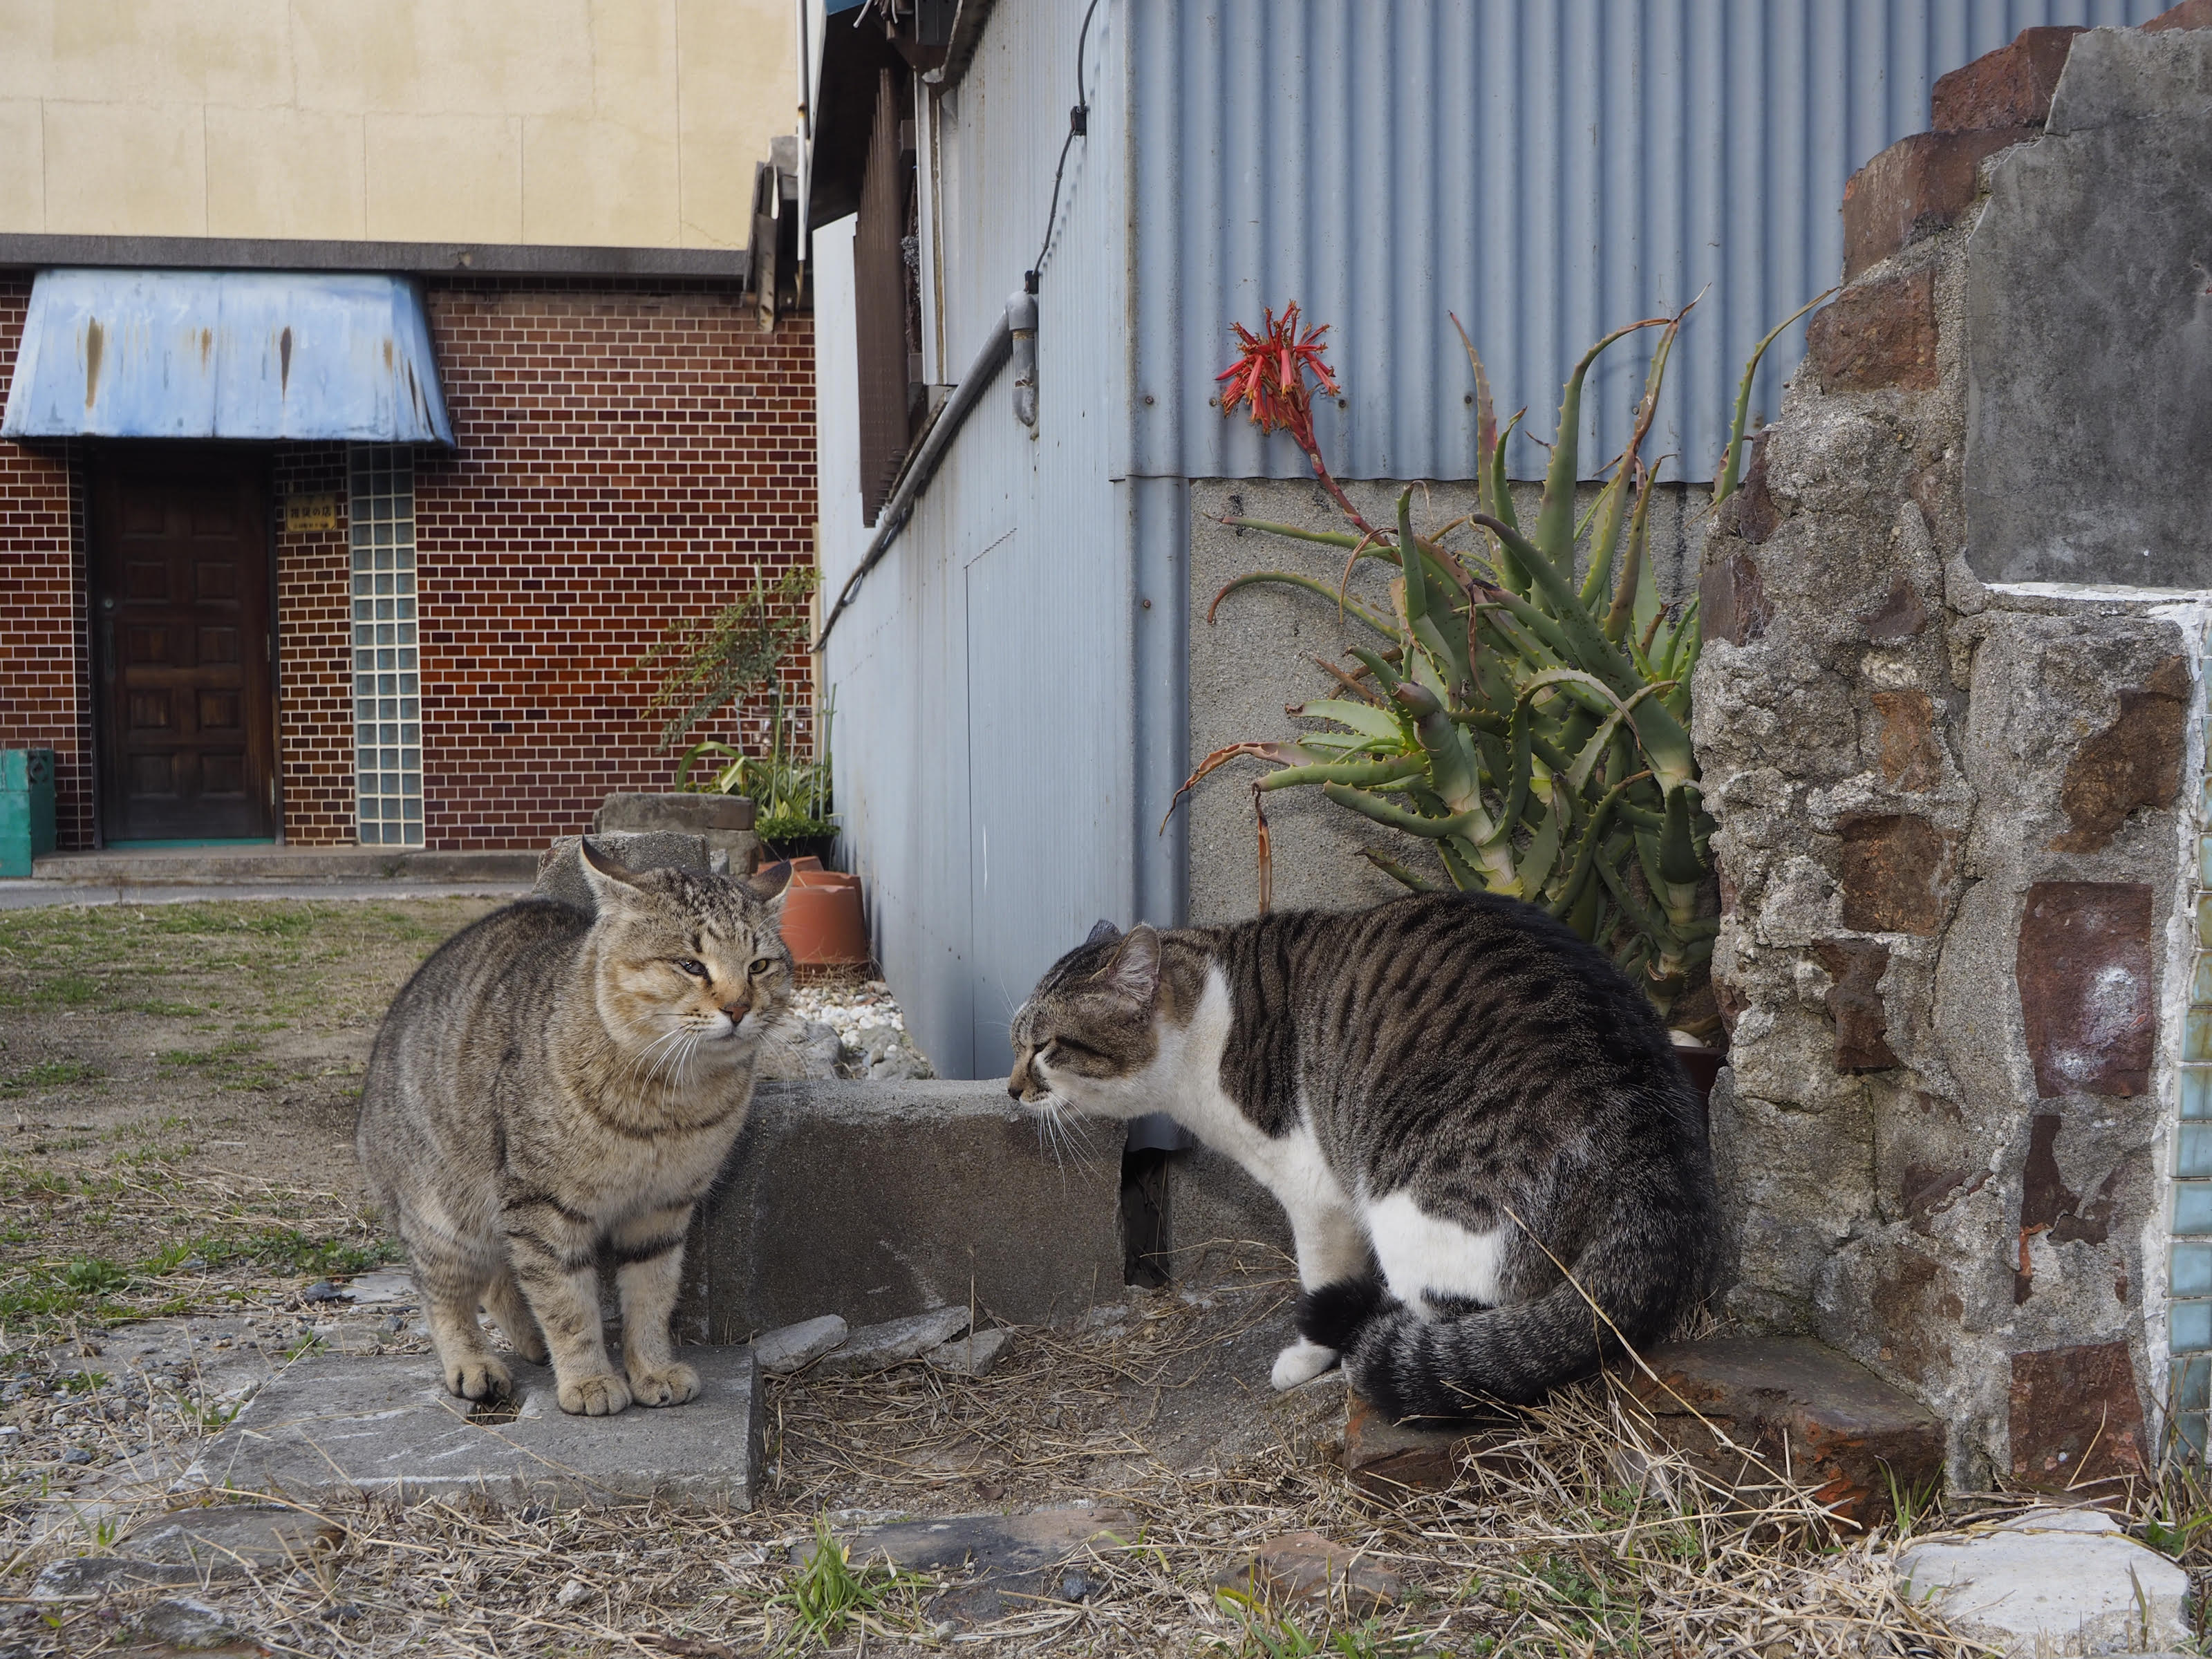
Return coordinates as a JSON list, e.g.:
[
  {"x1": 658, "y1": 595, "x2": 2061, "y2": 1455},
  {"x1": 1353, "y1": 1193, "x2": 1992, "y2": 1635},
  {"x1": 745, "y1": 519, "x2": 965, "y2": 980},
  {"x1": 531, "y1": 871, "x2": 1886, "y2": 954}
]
[{"x1": 0, "y1": 900, "x2": 2171, "y2": 1657}]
